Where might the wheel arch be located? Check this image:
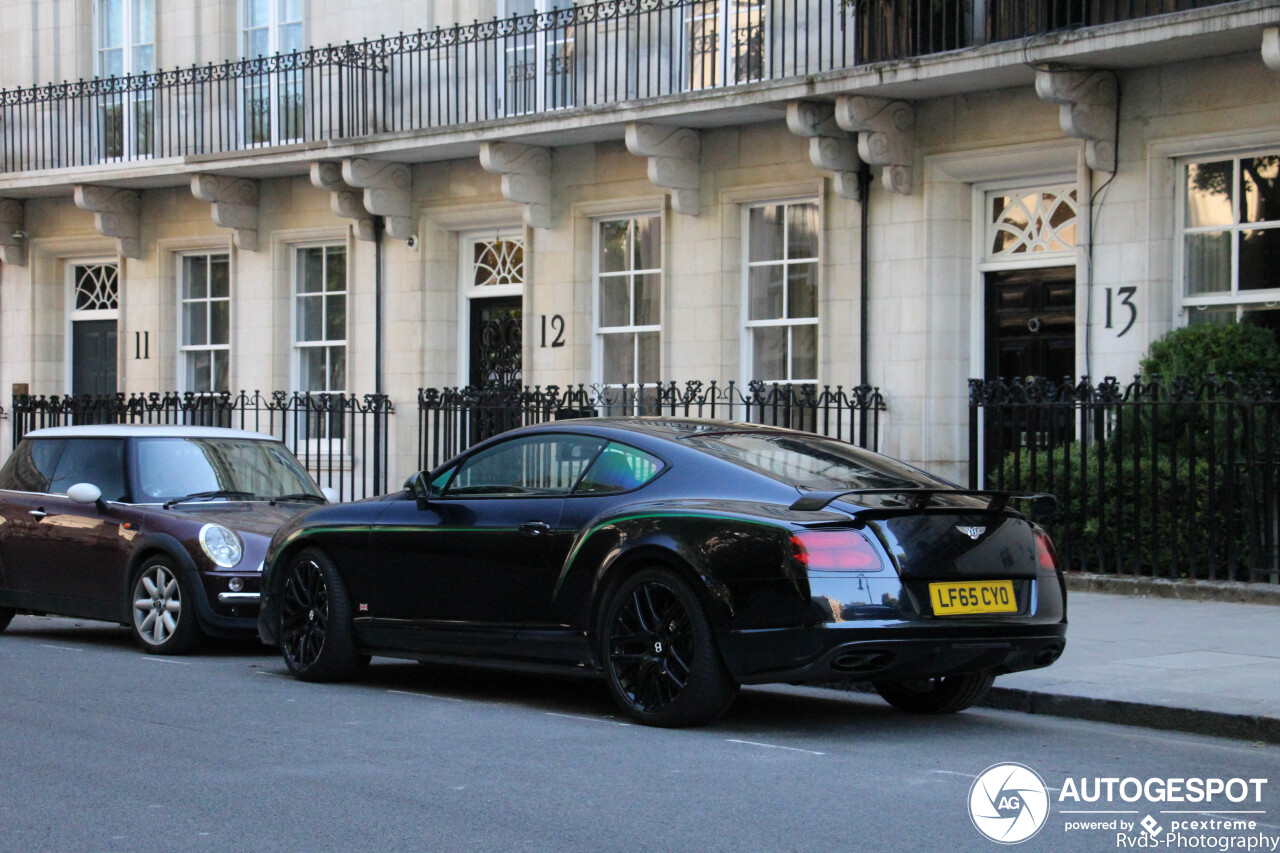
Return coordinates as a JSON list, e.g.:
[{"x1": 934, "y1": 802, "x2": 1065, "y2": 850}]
[
  {"x1": 124, "y1": 534, "x2": 200, "y2": 622},
  {"x1": 587, "y1": 542, "x2": 732, "y2": 645}
]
